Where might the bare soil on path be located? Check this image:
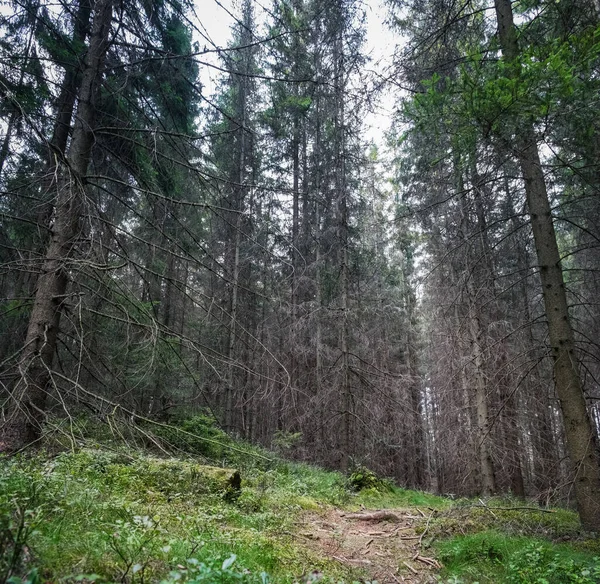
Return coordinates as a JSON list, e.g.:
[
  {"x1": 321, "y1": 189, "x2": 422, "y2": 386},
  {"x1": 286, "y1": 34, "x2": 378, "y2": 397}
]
[{"x1": 294, "y1": 508, "x2": 442, "y2": 583}]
